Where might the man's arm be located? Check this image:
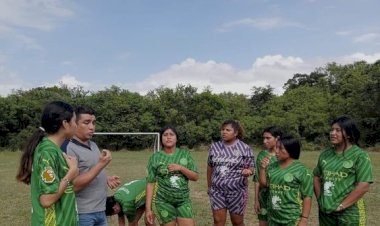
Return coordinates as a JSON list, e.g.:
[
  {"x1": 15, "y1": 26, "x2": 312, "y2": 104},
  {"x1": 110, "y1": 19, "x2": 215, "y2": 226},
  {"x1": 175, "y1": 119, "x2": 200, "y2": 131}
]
[{"x1": 70, "y1": 149, "x2": 112, "y2": 192}]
